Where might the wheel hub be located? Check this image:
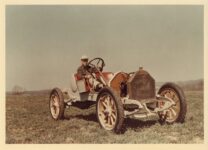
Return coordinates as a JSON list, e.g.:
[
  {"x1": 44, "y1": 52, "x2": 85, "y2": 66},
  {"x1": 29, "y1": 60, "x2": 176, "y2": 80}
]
[{"x1": 105, "y1": 107, "x2": 112, "y2": 116}]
